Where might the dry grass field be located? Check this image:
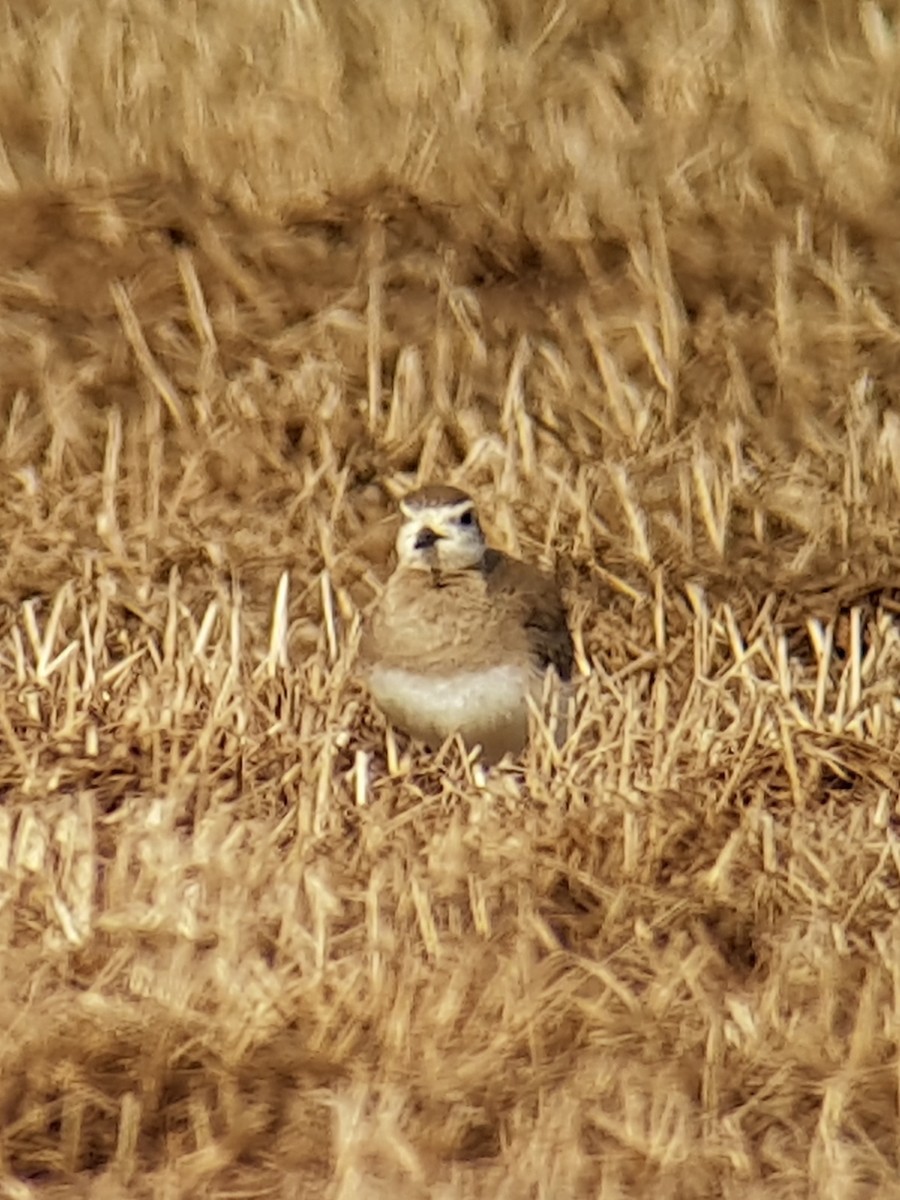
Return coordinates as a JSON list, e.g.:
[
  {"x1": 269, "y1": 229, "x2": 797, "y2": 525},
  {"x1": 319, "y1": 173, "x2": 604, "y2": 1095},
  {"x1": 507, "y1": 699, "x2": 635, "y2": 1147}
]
[{"x1": 2, "y1": 0, "x2": 900, "y2": 1195}]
